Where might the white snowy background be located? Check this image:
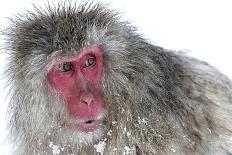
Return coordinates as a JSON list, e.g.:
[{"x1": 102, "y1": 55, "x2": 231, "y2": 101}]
[{"x1": 0, "y1": 0, "x2": 232, "y2": 154}]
